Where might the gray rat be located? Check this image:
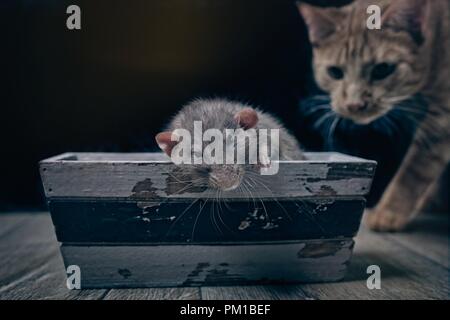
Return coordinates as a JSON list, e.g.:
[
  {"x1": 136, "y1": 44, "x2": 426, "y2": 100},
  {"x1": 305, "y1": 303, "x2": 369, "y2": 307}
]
[{"x1": 156, "y1": 98, "x2": 305, "y2": 193}]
